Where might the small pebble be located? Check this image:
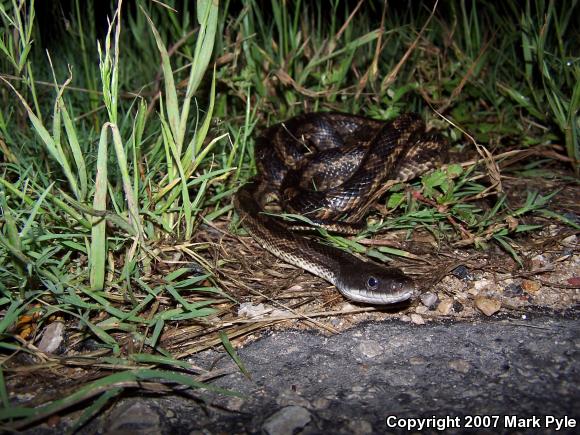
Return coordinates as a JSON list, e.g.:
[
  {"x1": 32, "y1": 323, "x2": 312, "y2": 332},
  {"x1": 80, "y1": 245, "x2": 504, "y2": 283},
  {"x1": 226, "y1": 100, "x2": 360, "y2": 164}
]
[
  {"x1": 504, "y1": 283, "x2": 524, "y2": 297},
  {"x1": 420, "y1": 292, "x2": 438, "y2": 308},
  {"x1": 561, "y1": 234, "x2": 577, "y2": 247},
  {"x1": 531, "y1": 254, "x2": 547, "y2": 269},
  {"x1": 330, "y1": 318, "x2": 343, "y2": 327},
  {"x1": 475, "y1": 296, "x2": 501, "y2": 316},
  {"x1": 105, "y1": 402, "x2": 161, "y2": 434},
  {"x1": 562, "y1": 248, "x2": 574, "y2": 257},
  {"x1": 473, "y1": 279, "x2": 491, "y2": 291},
  {"x1": 37, "y1": 322, "x2": 65, "y2": 354},
  {"x1": 186, "y1": 260, "x2": 205, "y2": 275},
  {"x1": 521, "y1": 279, "x2": 541, "y2": 294},
  {"x1": 358, "y1": 340, "x2": 383, "y2": 358},
  {"x1": 238, "y1": 302, "x2": 269, "y2": 318},
  {"x1": 452, "y1": 265, "x2": 471, "y2": 280},
  {"x1": 218, "y1": 397, "x2": 244, "y2": 412},
  {"x1": 286, "y1": 284, "x2": 303, "y2": 292},
  {"x1": 437, "y1": 299, "x2": 453, "y2": 315},
  {"x1": 262, "y1": 406, "x2": 311, "y2": 435},
  {"x1": 415, "y1": 305, "x2": 428, "y2": 315},
  {"x1": 409, "y1": 356, "x2": 426, "y2": 365},
  {"x1": 410, "y1": 314, "x2": 425, "y2": 325},
  {"x1": 448, "y1": 359, "x2": 471, "y2": 373},
  {"x1": 506, "y1": 216, "x2": 518, "y2": 231},
  {"x1": 341, "y1": 302, "x2": 359, "y2": 311},
  {"x1": 452, "y1": 300, "x2": 464, "y2": 313}
]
